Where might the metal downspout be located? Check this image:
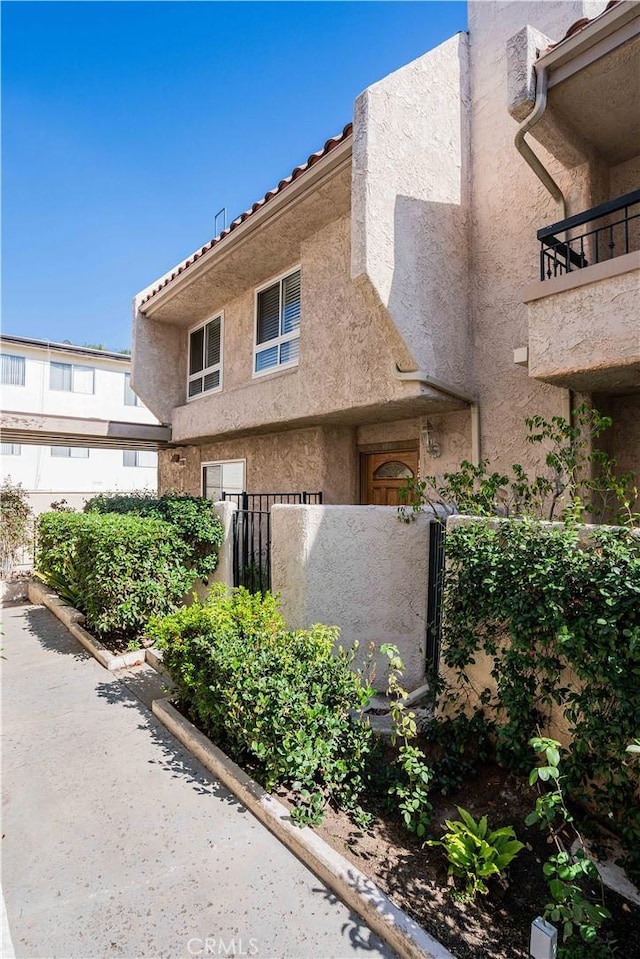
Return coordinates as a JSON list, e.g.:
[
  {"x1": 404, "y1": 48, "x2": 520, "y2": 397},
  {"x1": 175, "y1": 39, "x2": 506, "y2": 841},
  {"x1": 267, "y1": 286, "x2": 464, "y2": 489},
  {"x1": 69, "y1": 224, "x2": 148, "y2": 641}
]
[
  {"x1": 514, "y1": 65, "x2": 567, "y2": 221},
  {"x1": 392, "y1": 365, "x2": 481, "y2": 466}
]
